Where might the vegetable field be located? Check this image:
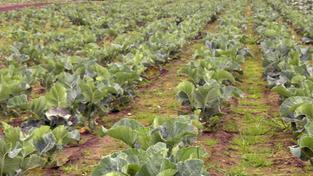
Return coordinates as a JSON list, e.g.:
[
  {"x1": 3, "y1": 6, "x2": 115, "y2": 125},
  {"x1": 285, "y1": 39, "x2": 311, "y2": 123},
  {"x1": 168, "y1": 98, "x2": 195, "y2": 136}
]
[{"x1": 0, "y1": 0, "x2": 312, "y2": 175}]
